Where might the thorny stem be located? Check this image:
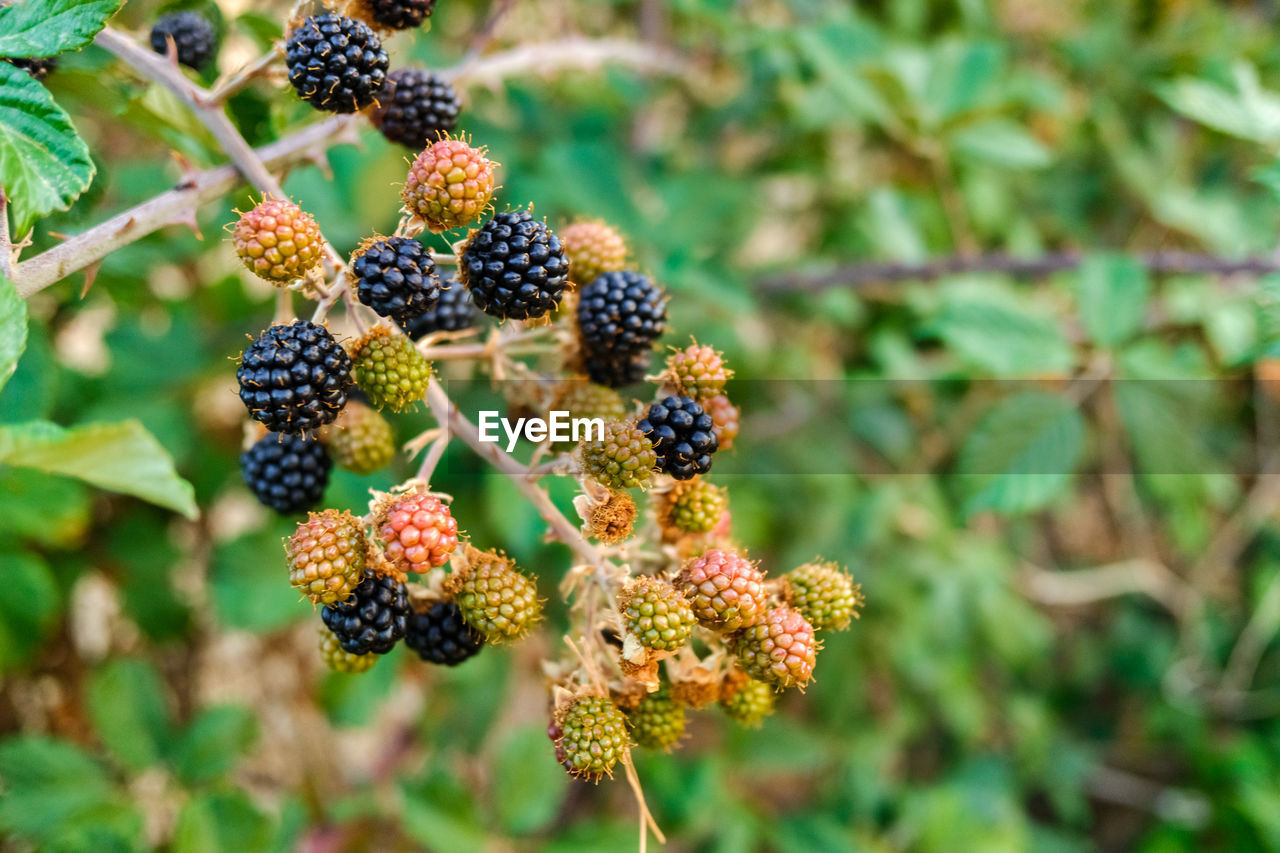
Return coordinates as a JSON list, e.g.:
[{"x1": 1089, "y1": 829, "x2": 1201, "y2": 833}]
[{"x1": 206, "y1": 43, "x2": 284, "y2": 104}]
